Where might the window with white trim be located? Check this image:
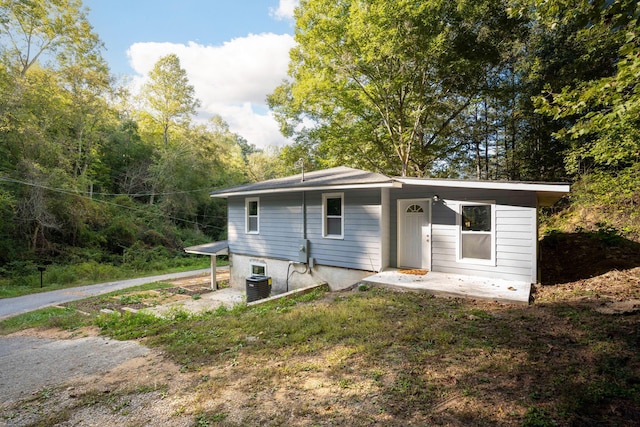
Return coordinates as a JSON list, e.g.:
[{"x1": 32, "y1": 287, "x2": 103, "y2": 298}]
[
  {"x1": 245, "y1": 197, "x2": 259, "y2": 234},
  {"x1": 459, "y1": 202, "x2": 495, "y2": 264},
  {"x1": 250, "y1": 262, "x2": 266, "y2": 276},
  {"x1": 322, "y1": 193, "x2": 344, "y2": 239}
]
